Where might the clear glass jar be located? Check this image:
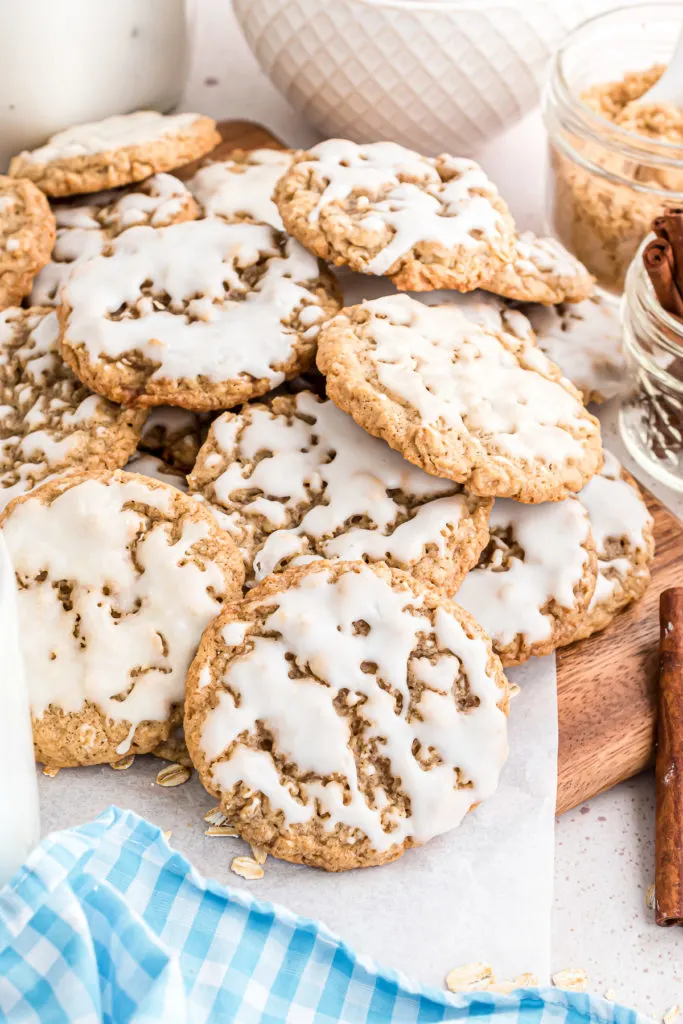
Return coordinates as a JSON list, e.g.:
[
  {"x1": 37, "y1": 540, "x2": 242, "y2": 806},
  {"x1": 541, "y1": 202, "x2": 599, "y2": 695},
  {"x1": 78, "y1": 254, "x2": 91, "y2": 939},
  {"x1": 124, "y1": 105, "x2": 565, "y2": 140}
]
[
  {"x1": 543, "y1": 3, "x2": 683, "y2": 295},
  {"x1": 620, "y1": 234, "x2": 683, "y2": 490}
]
